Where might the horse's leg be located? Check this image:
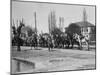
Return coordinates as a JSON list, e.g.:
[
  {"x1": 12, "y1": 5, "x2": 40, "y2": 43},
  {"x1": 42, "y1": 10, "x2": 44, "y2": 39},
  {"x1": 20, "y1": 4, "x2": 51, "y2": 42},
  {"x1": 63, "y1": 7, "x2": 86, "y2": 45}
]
[
  {"x1": 67, "y1": 40, "x2": 70, "y2": 48},
  {"x1": 88, "y1": 42, "x2": 89, "y2": 51},
  {"x1": 34, "y1": 43, "x2": 35, "y2": 48},
  {"x1": 79, "y1": 40, "x2": 82, "y2": 50},
  {"x1": 17, "y1": 43, "x2": 21, "y2": 51},
  {"x1": 80, "y1": 43, "x2": 82, "y2": 49},
  {"x1": 71, "y1": 42, "x2": 73, "y2": 48},
  {"x1": 48, "y1": 44, "x2": 50, "y2": 52},
  {"x1": 71, "y1": 40, "x2": 74, "y2": 48},
  {"x1": 86, "y1": 41, "x2": 89, "y2": 51},
  {"x1": 31, "y1": 43, "x2": 32, "y2": 50},
  {"x1": 63, "y1": 42, "x2": 65, "y2": 48},
  {"x1": 68, "y1": 42, "x2": 70, "y2": 48},
  {"x1": 79, "y1": 42, "x2": 82, "y2": 50}
]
